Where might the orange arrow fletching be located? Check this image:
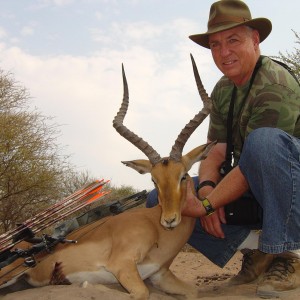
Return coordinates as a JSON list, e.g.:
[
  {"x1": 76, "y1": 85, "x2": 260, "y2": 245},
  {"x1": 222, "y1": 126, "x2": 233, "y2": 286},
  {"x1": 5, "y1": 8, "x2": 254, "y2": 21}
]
[{"x1": 86, "y1": 190, "x2": 111, "y2": 204}]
